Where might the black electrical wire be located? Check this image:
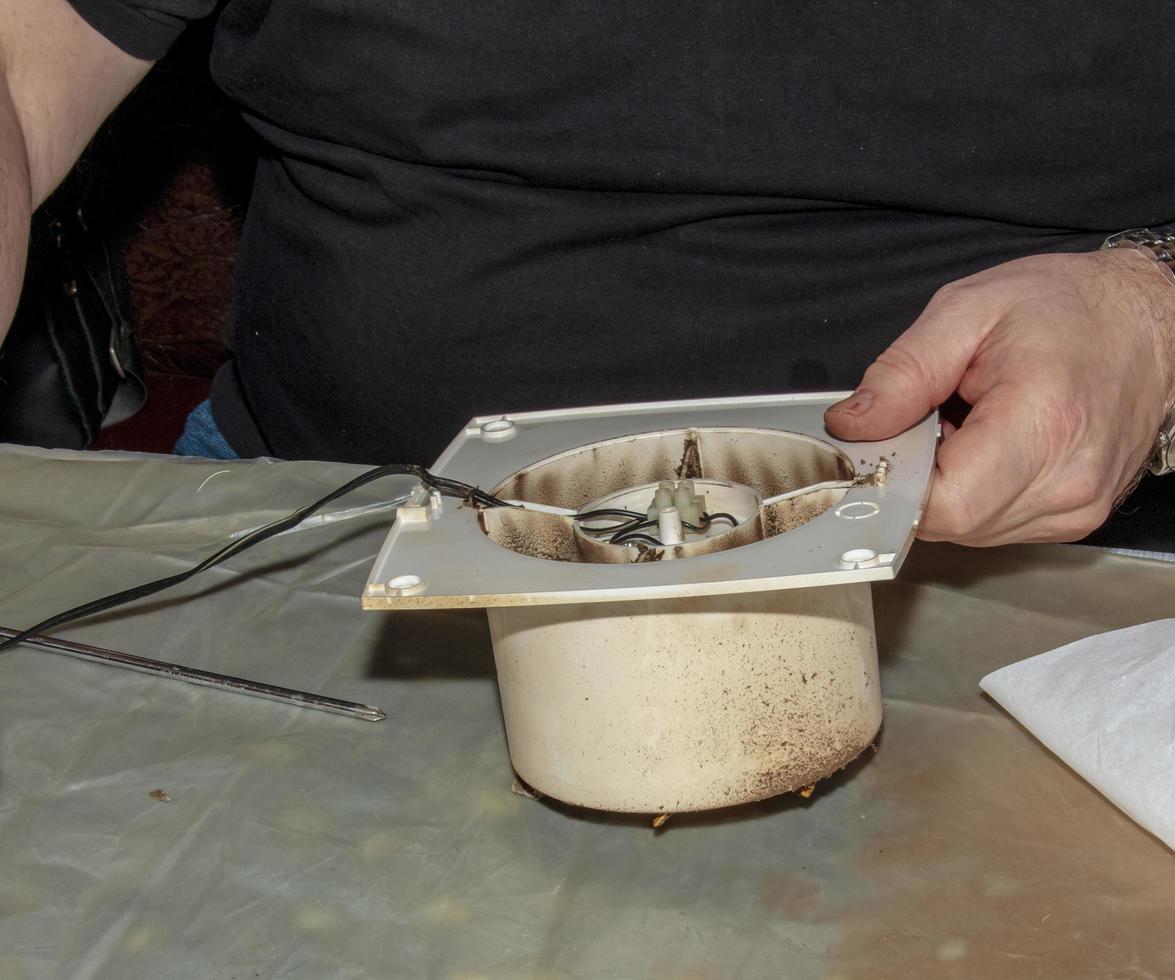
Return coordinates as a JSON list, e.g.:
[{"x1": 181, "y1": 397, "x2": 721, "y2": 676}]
[
  {"x1": 594, "y1": 519, "x2": 648, "y2": 536},
  {"x1": 608, "y1": 519, "x2": 657, "y2": 543},
  {"x1": 420, "y1": 472, "x2": 512, "y2": 509},
  {"x1": 571, "y1": 508, "x2": 655, "y2": 541},
  {"x1": 607, "y1": 509, "x2": 745, "y2": 544},
  {"x1": 0, "y1": 463, "x2": 512, "y2": 654},
  {"x1": 573, "y1": 508, "x2": 648, "y2": 525},
  {"x1": 0, "y1": 459, "x2": 752, "y2": 656},
  {"x1": 607, "y1": 511, "x2": 743, "y2": 548}
]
